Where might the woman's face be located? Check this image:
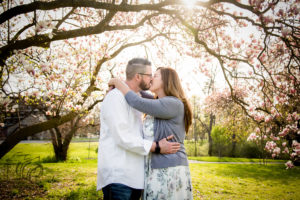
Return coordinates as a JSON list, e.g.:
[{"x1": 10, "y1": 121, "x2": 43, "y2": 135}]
[{"x1": 150, "y1": 69, "x2": 163, "y2": 93}]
